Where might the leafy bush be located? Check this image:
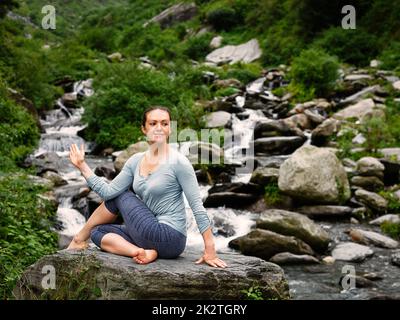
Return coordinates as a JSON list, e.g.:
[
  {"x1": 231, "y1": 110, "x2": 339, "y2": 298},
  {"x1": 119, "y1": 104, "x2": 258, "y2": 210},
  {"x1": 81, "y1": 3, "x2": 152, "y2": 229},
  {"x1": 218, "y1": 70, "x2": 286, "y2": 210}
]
[
  {"x1": 379, "y1": 42, "x2": 400, "y2": 72},
  {"x1": 184, "y1": 33, "x2": 213, "y2": 61},
  {"x1": 0, "y1": 94, "x2": 39, "y2": 171},
  {"x1": 313, "y1": 27, "x2": 380, "y2": 67},
  {"x1": 0, "y1": 174, "x2": 58, "y2": 298},
  {"x1": 288, "y1": 48, "x2": 339, "y2": 100}
]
